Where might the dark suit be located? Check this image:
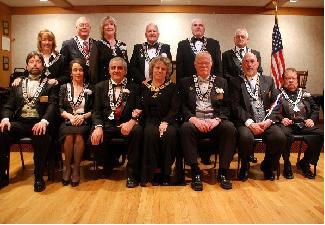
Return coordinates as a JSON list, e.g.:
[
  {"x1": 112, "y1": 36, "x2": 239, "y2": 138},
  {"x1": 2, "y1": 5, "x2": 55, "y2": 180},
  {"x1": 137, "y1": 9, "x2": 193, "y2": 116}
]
[
  {"x1": 129, "y1": 43, "x2": 172, "y2": 84},
  {"x1": 91, "y1": 80, "x2": 142, "y2": 179},
  {"x1": 179, "y1": 76, "x2": 236, "y2": 169},
  {"x1": 222, "y1": 48, "x2": 263, "y2": 81},
  {"x1": 0, "y1": 77, "x2": 58, "y2": 182},
  {"x1": 60, "y1": 37, "x2": 98, "y2": 85},
  {"x1": 229, "y1": 75, "x2": 286, "y2": 169},
  {"x1": 96, "y1": 39, "x2": 129, "y2": 84},
  {"x1": 176, "y1": 37, "x2": 222, "y2": 83},
  {"x1": 270, "y1": 89, "x2": 323, "y2": 165},
  {"x1": 140, "y1": 81, "x2": 180, "y2": 182}
]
